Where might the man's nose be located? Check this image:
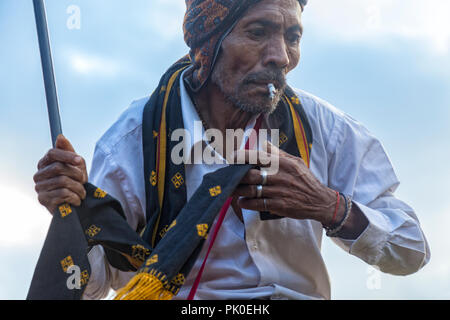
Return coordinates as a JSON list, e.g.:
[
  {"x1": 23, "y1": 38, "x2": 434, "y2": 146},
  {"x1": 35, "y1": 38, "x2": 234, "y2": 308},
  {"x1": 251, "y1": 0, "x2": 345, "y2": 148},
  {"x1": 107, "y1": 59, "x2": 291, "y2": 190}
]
[{"x1": 263, "y1": 36, "x2": 290, "y2": 70}]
